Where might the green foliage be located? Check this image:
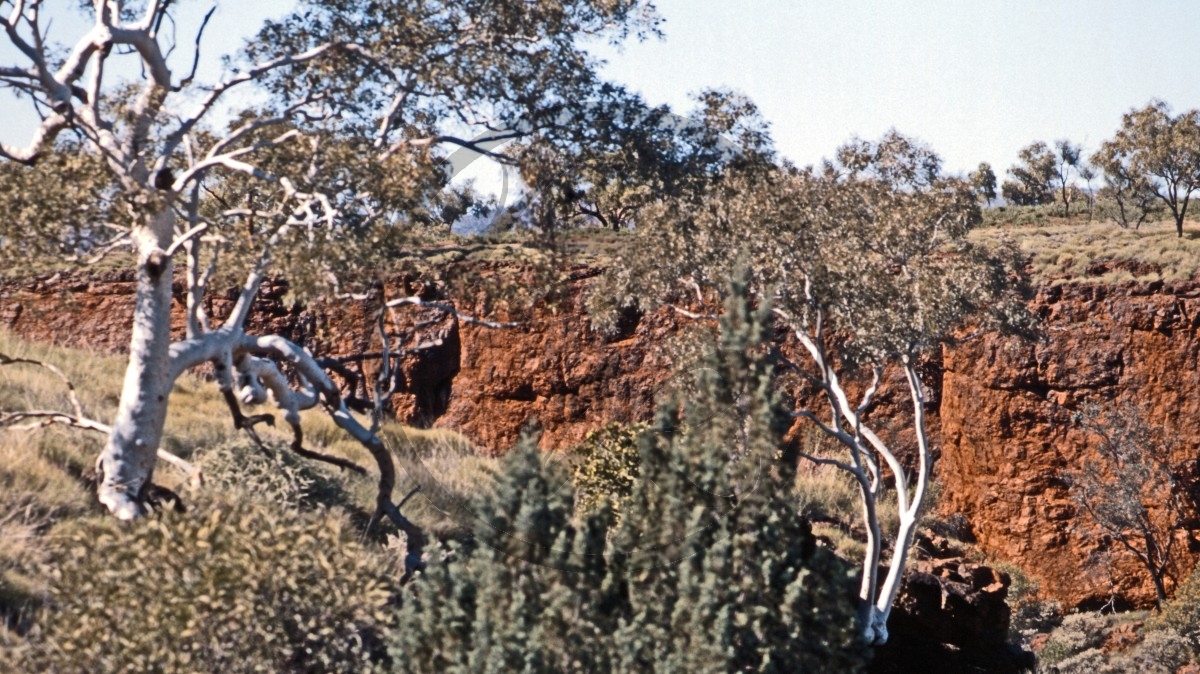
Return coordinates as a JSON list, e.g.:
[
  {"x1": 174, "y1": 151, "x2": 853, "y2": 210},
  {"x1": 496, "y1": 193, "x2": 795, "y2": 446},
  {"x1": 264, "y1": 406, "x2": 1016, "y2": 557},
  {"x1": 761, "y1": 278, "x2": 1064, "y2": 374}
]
[
  {"x1": 1037, "y1": 612, "x2": 1108, "y2": 667},
  {"x1": 194, "y1": 437, "x2": 348, "y2": 511},
  {"x1": 570, "y1": 421, "x2": 647, "y2": 521},
  {"x1": 1033, "y1": 611, "x2": 1187, "y2": 674},
  {"x1": 1052, "y1": 139, "x2": 1084, "y2": 218},
  {"x1": 388, "y1": 279, "x2": 868, "y2": 673},
  {"x1": 969, "y1": 161, "x2": 998, "y2": 205},
  {"x1": 1150, "y1": 562, "x2": 1200, "y2": 651},
  {"x1": 512, "y1": 87, "x2": 776, "y2": 233},
  {"x1": 389, "y1": 437, "x2": 618, "y2": 674},
  {"x1": 1129, "y1": 629, "x2": 1192, "y2": 672},
  {"x1": 1093, "y1": 99, "x2": 1200, "y2": 236},
  {"x1": 1044, "y1": 648, "x2": 1106, "y2": 673},
  {"x1": 12, "y1": 499, "x2": 397, "y2": 673},
  {"x1": 0, "y1": 142, "x2": 121, "y2": 275},
  {"x1": 599, "y1": 130, "x2": 1031, "y2": 362},
  {"x1": 608, "y1": 278, "x2": 867, "y2": 672},
  {"x1": 1002, "y1": 141, "x2": 1058, "y2": 206}
]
